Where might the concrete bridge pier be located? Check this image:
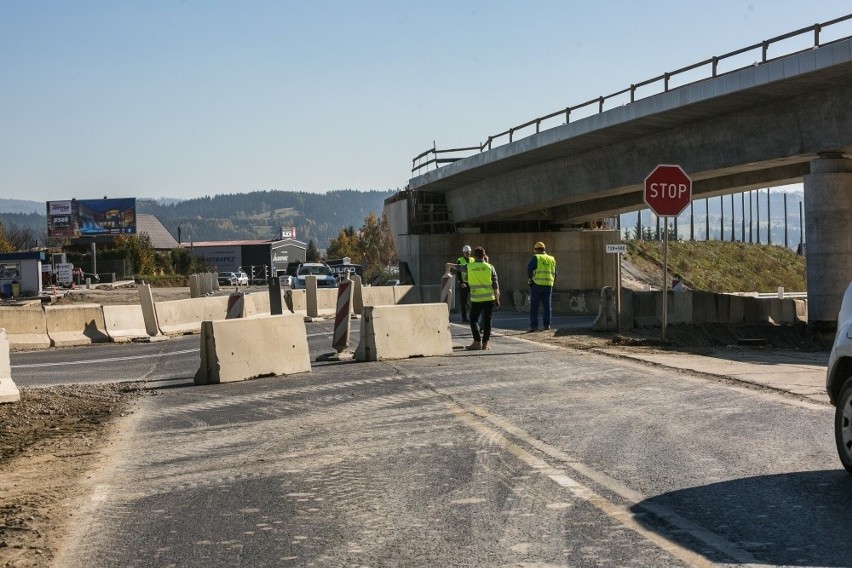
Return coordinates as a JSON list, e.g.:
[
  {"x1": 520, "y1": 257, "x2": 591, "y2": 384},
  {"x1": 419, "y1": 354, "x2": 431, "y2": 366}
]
[{"x1": 804, "y1": 155, "x2": 852, "y2": 330}]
